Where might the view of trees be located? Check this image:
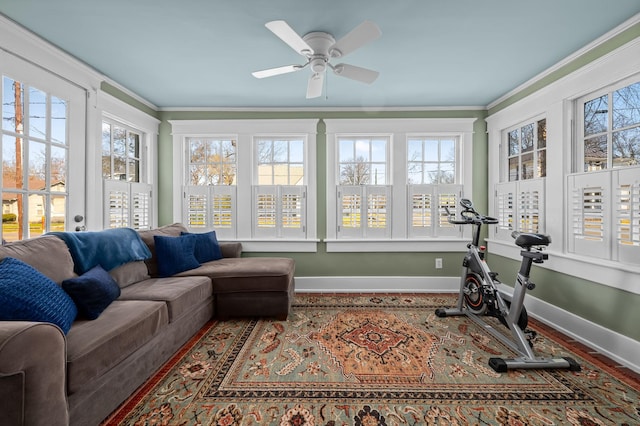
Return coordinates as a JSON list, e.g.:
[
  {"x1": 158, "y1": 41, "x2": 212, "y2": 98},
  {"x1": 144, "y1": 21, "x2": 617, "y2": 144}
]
[
  {"x1": 188, "y1": 138, "x2": 237, "y2": 186},
  {"x1": 584, "y1": 81, "x2": 640, "y2": 170}
]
